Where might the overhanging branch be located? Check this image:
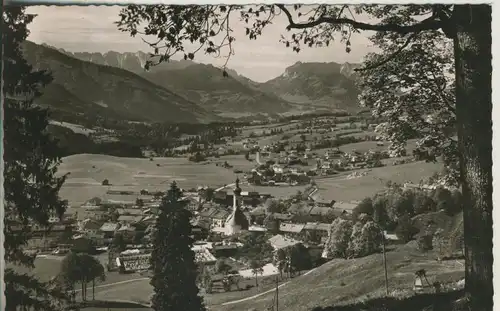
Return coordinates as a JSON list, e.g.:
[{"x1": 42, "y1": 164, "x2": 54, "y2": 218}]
[
  {"x1": 277, "y1": 4, "x2": 443, "y2": 34},
  {"x1": 355, "y1": 32, "x2": 418, "y2": 72}
]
